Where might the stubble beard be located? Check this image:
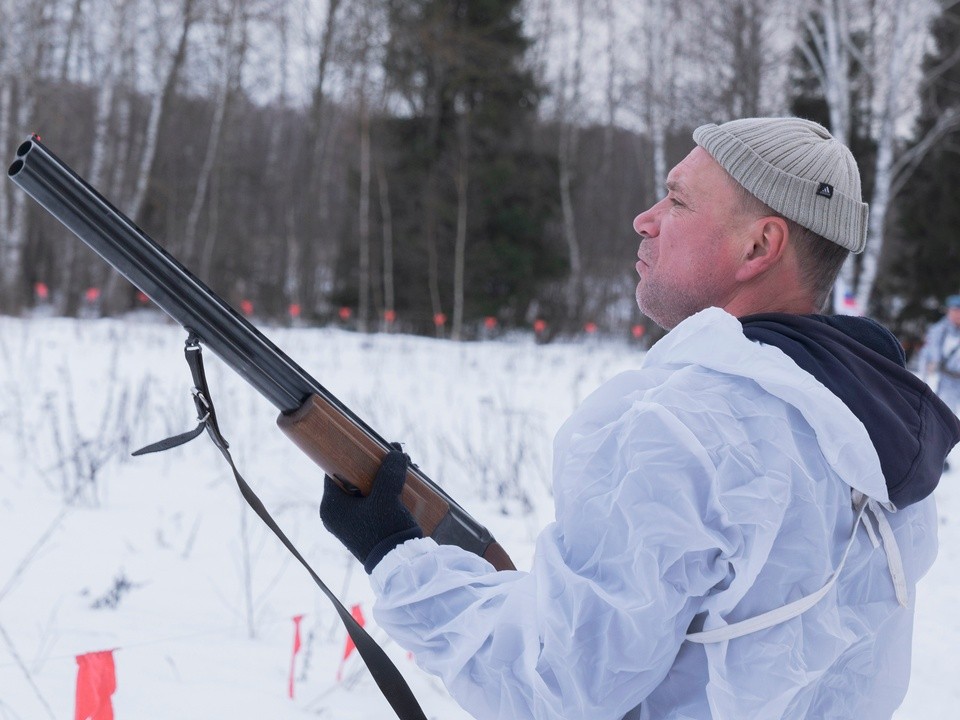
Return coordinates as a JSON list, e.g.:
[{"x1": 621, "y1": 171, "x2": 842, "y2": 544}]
[{"x1": 636, "y1": 276, "x2": 711, "y2": 331}]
